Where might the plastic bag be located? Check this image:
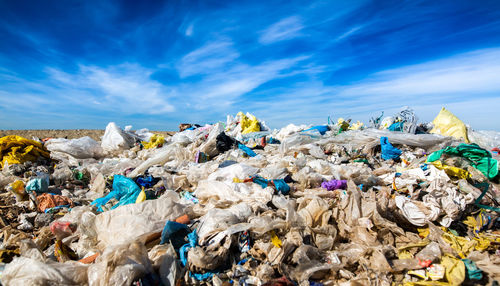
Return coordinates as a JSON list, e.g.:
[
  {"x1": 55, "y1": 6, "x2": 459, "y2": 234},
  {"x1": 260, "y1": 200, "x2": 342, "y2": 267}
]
[
  {"x1": 141, "y1": 134, "x2": 165, "y2": 149},
  {"x1": 45, "y1": 136, "x2": 103, "y2": 159},
  {"x1": 237, "y1": 112, "x2": 261, "y2": 134},
  {"x1": 1, "y1": 257, "x2": 88, "y2": 285},
  {"x1": 148, "y1": 244, "x2": 179, "y2": 286},
  {"x1": 37, "y1": 193, "x2": 74, "y2": 212},
  {"x1": 25, "y1": 175, "x2": 49, "y2": 193},
  {"x1": 427, "y1": 143, "x2": 498, "y2": 179},
  {"x1": 207, "y1": 163, "x2": 259, "y2": 182},
  {"x1": 126, "y1": 144, "x2": 190, "y2": 178},
  {"x1": 430, "y1": 107, "x2": 469, "y2": 143},
  {"x1": 101, "y1": 122, "x2": 135, "y2": 152},
  {"x1": 0, "y1": 135, "x2": 50, "y2": 168},
  {"x1": 91, "y1": 175, "x2": 142, "y2": 211},
  {"x1": 468, "y1": 129, "x2": 500, "y2": 151},
  {"x1": 199, "y1": 123, "x2": 224, "y2": 157},
  {"x1": 380, "y1": 137, "x2": 402, "y2": 160},
  {"x1": 88, "y1": 241, "x2": 153, "y2": 286},
  {"x1": 394, "y1": 196, "x2": 427, "y2": 226},
  {"x1": 93, "y1": 191, "x2": 186, "y2": 248}
]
